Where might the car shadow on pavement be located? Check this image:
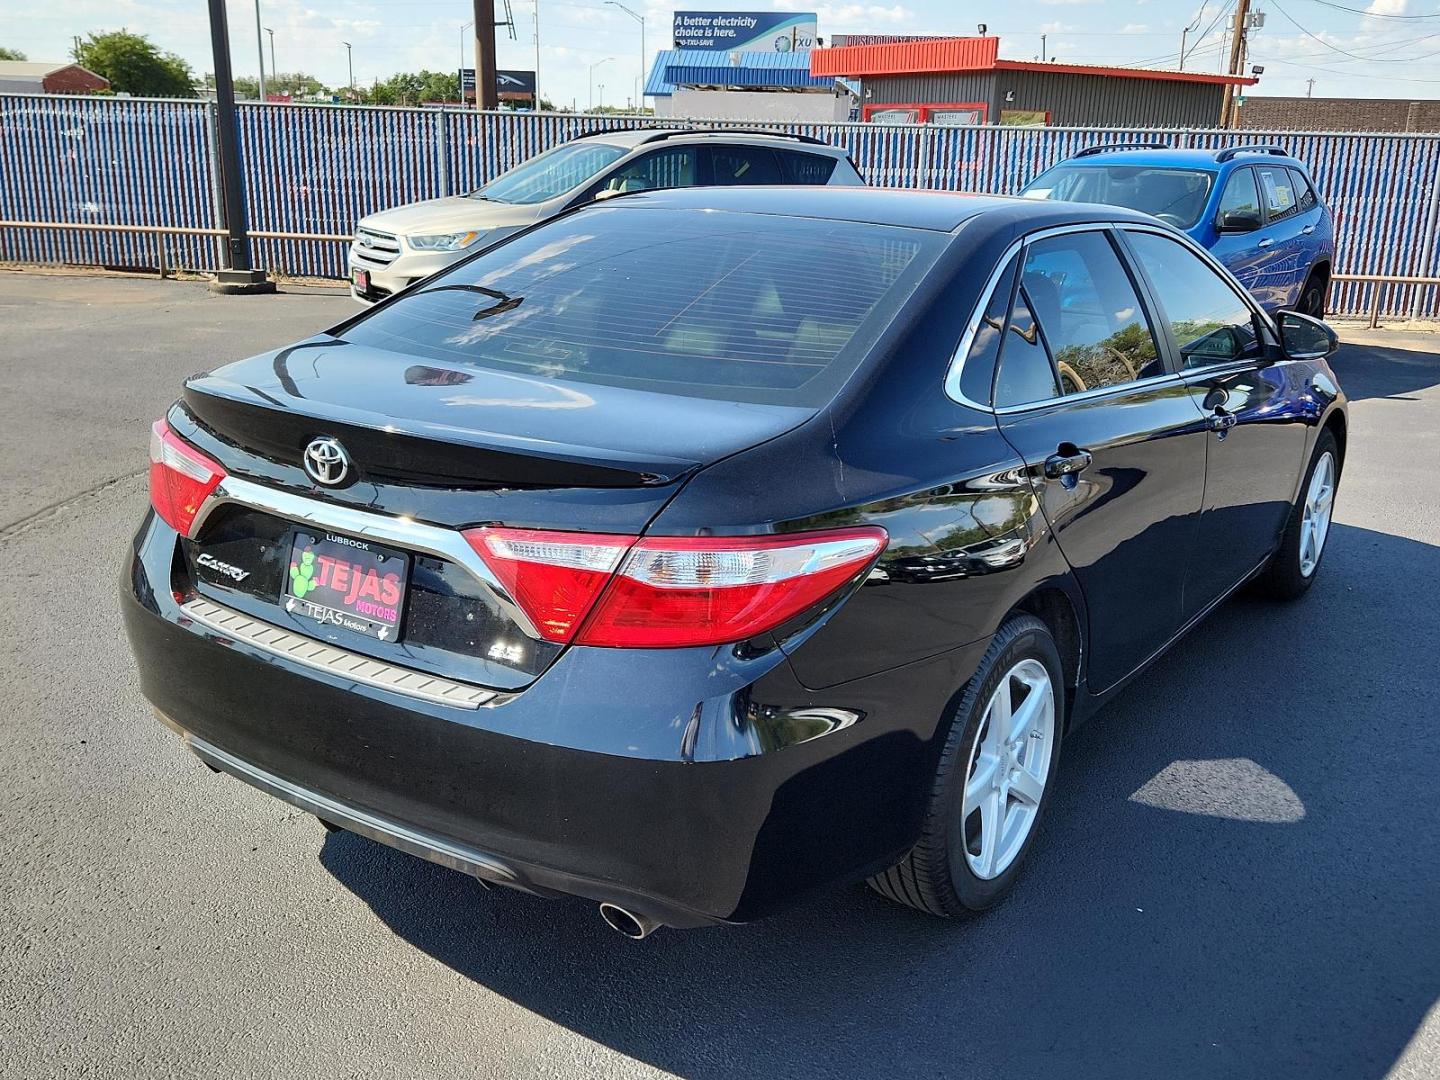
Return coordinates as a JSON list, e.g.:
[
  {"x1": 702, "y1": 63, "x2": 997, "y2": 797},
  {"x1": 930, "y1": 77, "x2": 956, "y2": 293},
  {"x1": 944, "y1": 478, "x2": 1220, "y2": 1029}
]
[
  {"x1": 319, "y1": 523, "x2": 1440, "y2": 1080},
  {"x1": 1332, "y1": 339, "x2": 1440, "y2": 402}
]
